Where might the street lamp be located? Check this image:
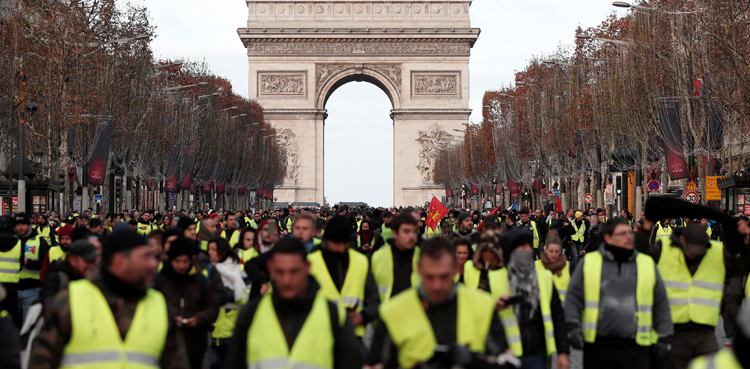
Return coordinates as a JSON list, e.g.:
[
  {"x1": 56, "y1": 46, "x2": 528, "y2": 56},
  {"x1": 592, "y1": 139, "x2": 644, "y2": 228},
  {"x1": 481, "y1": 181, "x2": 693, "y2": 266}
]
[
  {"x1": 515, "y1": 81, "x2": 528, "y2": 86},
  {"x1": 612, "y1": 1, "x2": 701, "y2": 14},
  {"x1": 198, "y1": 92, "x2": 221, "y2": 99},
  {"x1": 231, "y1": 114, "x2": 247, "y2": 119},
  {"x1": 154, "y1": 62, "x2": 183, "y2": 69},
  {"x1": 219, "y1": 106, "x2": 238, "y2": 112},
  {"x1": 543, "y1": 59, "x2": 574, "y2": 67},
  {"x1": 498, "y1": 93, "x2": 514, "y2": 98},
  {"x1": 162, "y1": 82, "x2": 208, "y2": 92},
  {"x1": 575, "y1": 34, "x2": 630, "y2": 46}
]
